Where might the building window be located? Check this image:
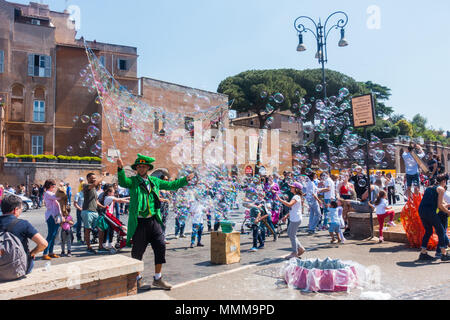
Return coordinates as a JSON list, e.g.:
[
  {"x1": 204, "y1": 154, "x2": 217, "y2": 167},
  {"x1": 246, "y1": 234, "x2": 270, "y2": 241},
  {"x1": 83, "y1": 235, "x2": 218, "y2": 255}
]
[
  {"x1": 99, "y1": 56, "x2": 105, "y2": 67},
  {"x1": 120, "y1": 107, "x2": 132, "y2": 131},
  {"x1": 184, "y1": 117, "x2": 194, "y2": 137},
  {"x1": 0, "y1": 50, "x2": 4, "y2": 73},
  {"x1": 31, "y1": 136, "x2": 44, "y2": 155},
  {"x1": 31, "y1": 19, "x2": 41, "y2": 25},
  {"x1": 155, "y1": 112, "x2": 165, "y2": 136},
  {"x1": 28, "y1": 54, "x2": 51, "y2": 77},
  {"x1": 33, "y1": 100, "x2": 45, "y2": 122},
  {"x1": 117, "y1": 59, "x2": 128, "y2": 71}
]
